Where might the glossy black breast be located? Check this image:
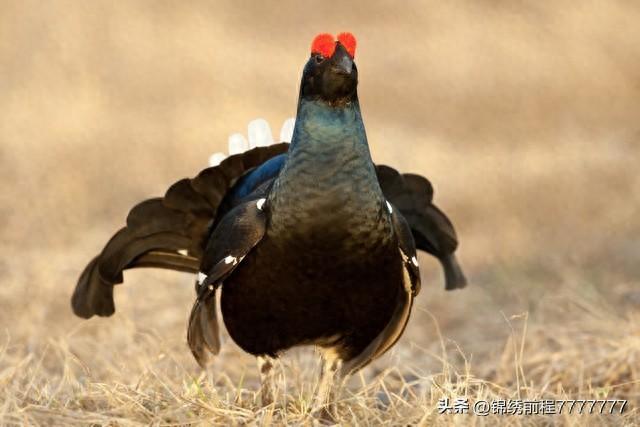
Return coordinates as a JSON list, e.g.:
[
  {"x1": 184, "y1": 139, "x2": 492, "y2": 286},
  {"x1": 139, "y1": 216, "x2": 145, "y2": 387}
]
[{"x1": 220, "y1": 220, "x2": 402, "y2": 359}]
